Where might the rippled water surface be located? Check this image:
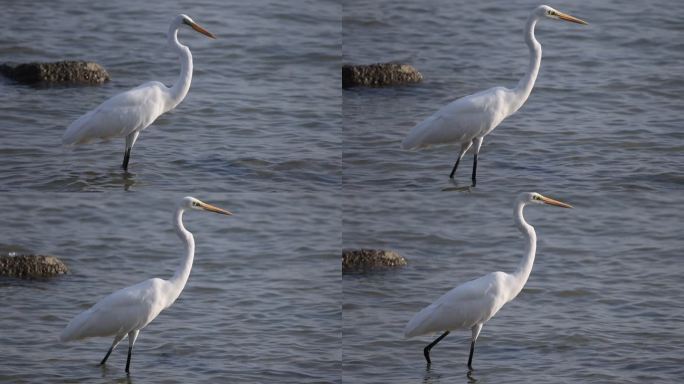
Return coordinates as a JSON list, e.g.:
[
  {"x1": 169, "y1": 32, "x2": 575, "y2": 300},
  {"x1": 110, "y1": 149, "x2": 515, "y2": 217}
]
[
  {"x1": 1, "y1": 0, "x2": 339, "y2": 192},
  {"x1": 3, "y1": 0, "x2": 684, "y2": 382},
  {"x1": 343, "y1": 0, "x2": 683, "y2": 383},
  {"x1": 1, "y1": 192, "x2": 339, "y2": 383}
]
